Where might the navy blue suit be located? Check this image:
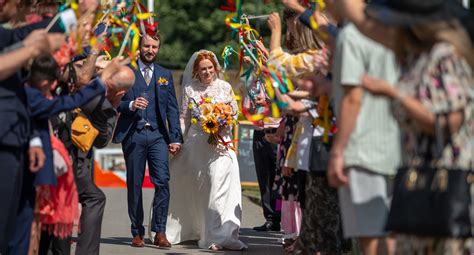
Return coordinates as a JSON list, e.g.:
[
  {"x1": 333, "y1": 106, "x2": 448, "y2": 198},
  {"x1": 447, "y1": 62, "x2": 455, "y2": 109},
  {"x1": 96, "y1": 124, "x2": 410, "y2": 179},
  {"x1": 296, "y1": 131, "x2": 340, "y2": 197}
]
[
  {"x1": 0, "y1": 19, "x2": 63, "y2": 254},
  {"x1": 113, "y1": 62, "x2": 182, "y2": 236},
  {"x1": 7, "y1": 80, "x2": 105, "y2": 255},
  {"x1": 26, "y1": 79, "x2": 105, "y2": 185}
]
